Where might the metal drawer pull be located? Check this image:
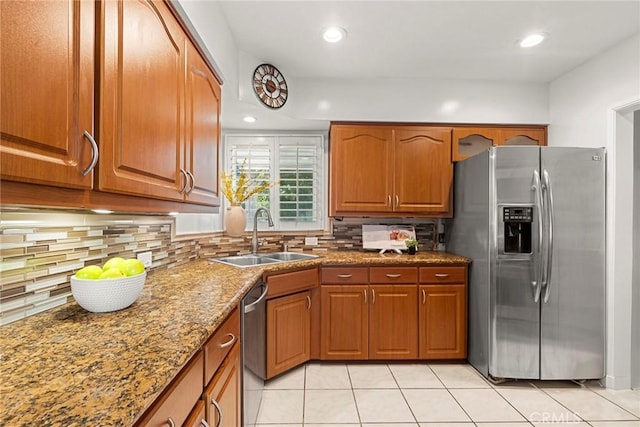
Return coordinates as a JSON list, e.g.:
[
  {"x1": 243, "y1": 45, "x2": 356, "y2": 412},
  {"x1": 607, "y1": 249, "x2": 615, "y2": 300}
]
[
  {"x1": 435, "y1": 273, "x2": 450, "y2": 278},
  {"x1": 201, "y1": 420, "x2": 210, "y2": 427},
  {"x1": 385, "y1": 274, "x2": 401, "y2": 278},
  {"x1": 81, "y1": 131, "x2": 99, "y2": 176},
  {"x1": 306, "y1": 295, "x2": 311, "y2": 309},
  {"x1": 395, "y1": 195, "x2": 399, "y2": 207},
  {"x1": 387, "y1": 195, "x2": 391, "y2": 206},
  {"x1": 337, "y1": 274, "x2": 353, "y2": 279},
  {"x1": 422, "y1": 289, "x2": 426, "y2": 304},
  {"x1": 364, "y1": 289, "x2": 367, "y2": 304},
  {"x1": 166, "y1": 418, "x2": 176, "y2": 427},
  {"x1": 211, "y1": 398, "x2": 223, "y2": 427},
  {"x1": 372, "y1": 289, "x2": 376, "y2": 304},
  {"x1": 219, "y1": 333, "x2": 236, "y2": 348}
]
